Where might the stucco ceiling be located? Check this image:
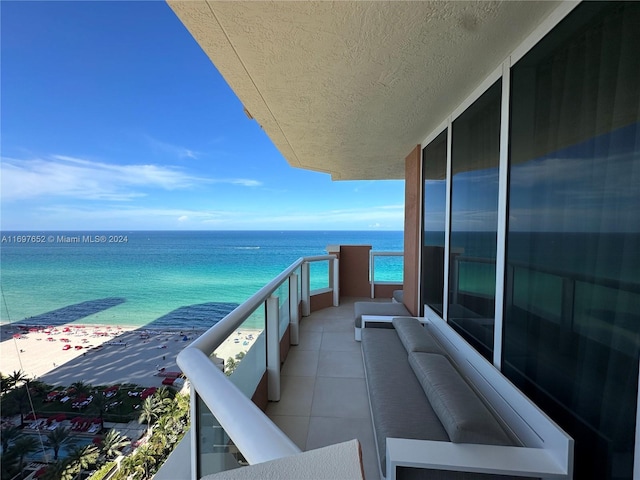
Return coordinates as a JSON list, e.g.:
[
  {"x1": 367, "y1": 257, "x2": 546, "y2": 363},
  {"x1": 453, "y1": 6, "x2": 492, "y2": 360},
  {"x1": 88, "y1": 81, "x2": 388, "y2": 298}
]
[{"x1": 167, "y1": 1, "x2": 563, "y2": 180}]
